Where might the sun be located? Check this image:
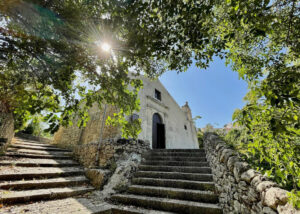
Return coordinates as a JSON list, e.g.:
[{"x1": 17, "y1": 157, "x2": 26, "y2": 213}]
[{"x1": 100, "y1": 42, "x2": 111, "y2": 52}]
